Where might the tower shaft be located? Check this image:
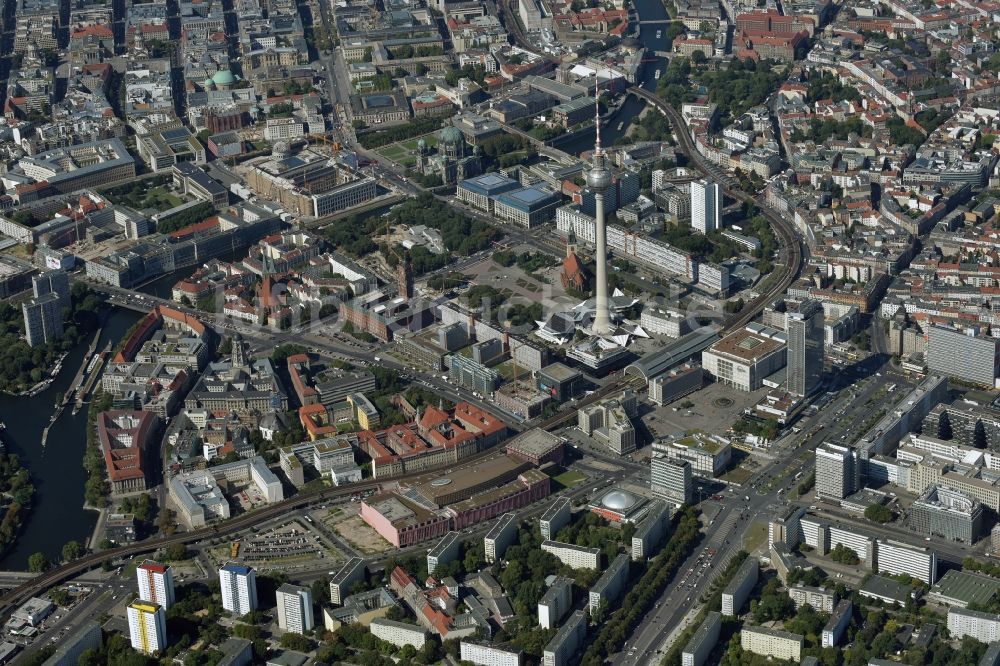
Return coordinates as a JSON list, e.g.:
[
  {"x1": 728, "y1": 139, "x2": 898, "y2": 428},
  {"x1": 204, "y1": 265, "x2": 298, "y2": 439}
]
[{"x1": 593, "y1": 191, "x2": 611, "y2": 335}]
